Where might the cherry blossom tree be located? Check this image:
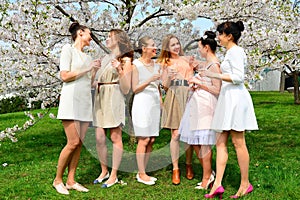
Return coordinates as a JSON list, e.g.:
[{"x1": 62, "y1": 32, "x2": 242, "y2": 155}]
[{"x1": 0, "y1": 0, "x2": 299, "y2": 141}]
